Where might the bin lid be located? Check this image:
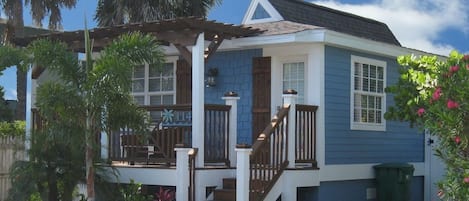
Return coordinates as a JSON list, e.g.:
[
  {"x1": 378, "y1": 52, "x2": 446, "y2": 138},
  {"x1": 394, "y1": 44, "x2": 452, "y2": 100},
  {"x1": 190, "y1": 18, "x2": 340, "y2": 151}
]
[{"x1": 373, "y1": 163, "x2": 414, "y2": 169}]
